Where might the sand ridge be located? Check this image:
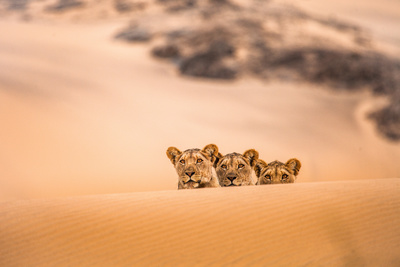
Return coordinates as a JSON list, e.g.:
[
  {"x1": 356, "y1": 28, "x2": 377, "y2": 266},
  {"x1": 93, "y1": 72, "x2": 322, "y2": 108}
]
[{"x1": 1, "y1": 179, "x2": 400, "y2": 266}]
